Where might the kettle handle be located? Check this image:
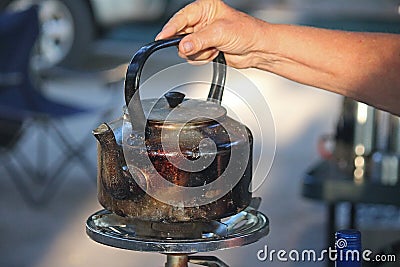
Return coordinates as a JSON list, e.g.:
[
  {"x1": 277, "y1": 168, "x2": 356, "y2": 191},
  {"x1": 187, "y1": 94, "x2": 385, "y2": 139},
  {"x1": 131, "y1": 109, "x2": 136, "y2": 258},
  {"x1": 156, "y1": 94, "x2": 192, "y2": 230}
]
[{"x1": 124, "y1": 35, "x2": 226, "y2": 107}]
